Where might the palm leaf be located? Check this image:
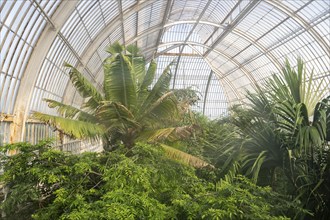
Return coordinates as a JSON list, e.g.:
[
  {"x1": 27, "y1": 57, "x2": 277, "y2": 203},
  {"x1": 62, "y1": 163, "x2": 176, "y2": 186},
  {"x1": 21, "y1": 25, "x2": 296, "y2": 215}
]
[
  {"x1": 160, "y1": 144, "x2": 212, "y2": 168},
  {"x1": 106, "y1": 41, "x2": 124, "y2": 55},
  {"x1": 97, "y1": 101, "x2": 139, "y2": 129},
  {"x1": 139, "y1": 59, "x2": 157, "y2": 93},
  {"x1": 64, "y1": 63, "x2": 103, "y2": 110},
  {"x1": 32, "y1": 112, "x2": 105, "y2": 139},
  {"x1": 137, "y1": 125, "x2": 196, "y2": 142},
  {"x1": 43, "y1": 98, "x2": 79, "y2": 118},
  {"x1": 139, "y1": 91, "x2": 178, "y2": 122},
  {"x1": 126, "y1": 44, "x2": 146, "y2": 87},
  {"x1": 103, "y1": 53, "x2": 137, "y2": 109},
  {"x1": 139, "y1": 61, "x2": 174, "y2": 114},
  {"x1": 43, "y1": 99, "x2": 96, "y2": 122},
  {"x1": 301, "y1": 68, "x2": 327, "y2": 117}
]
